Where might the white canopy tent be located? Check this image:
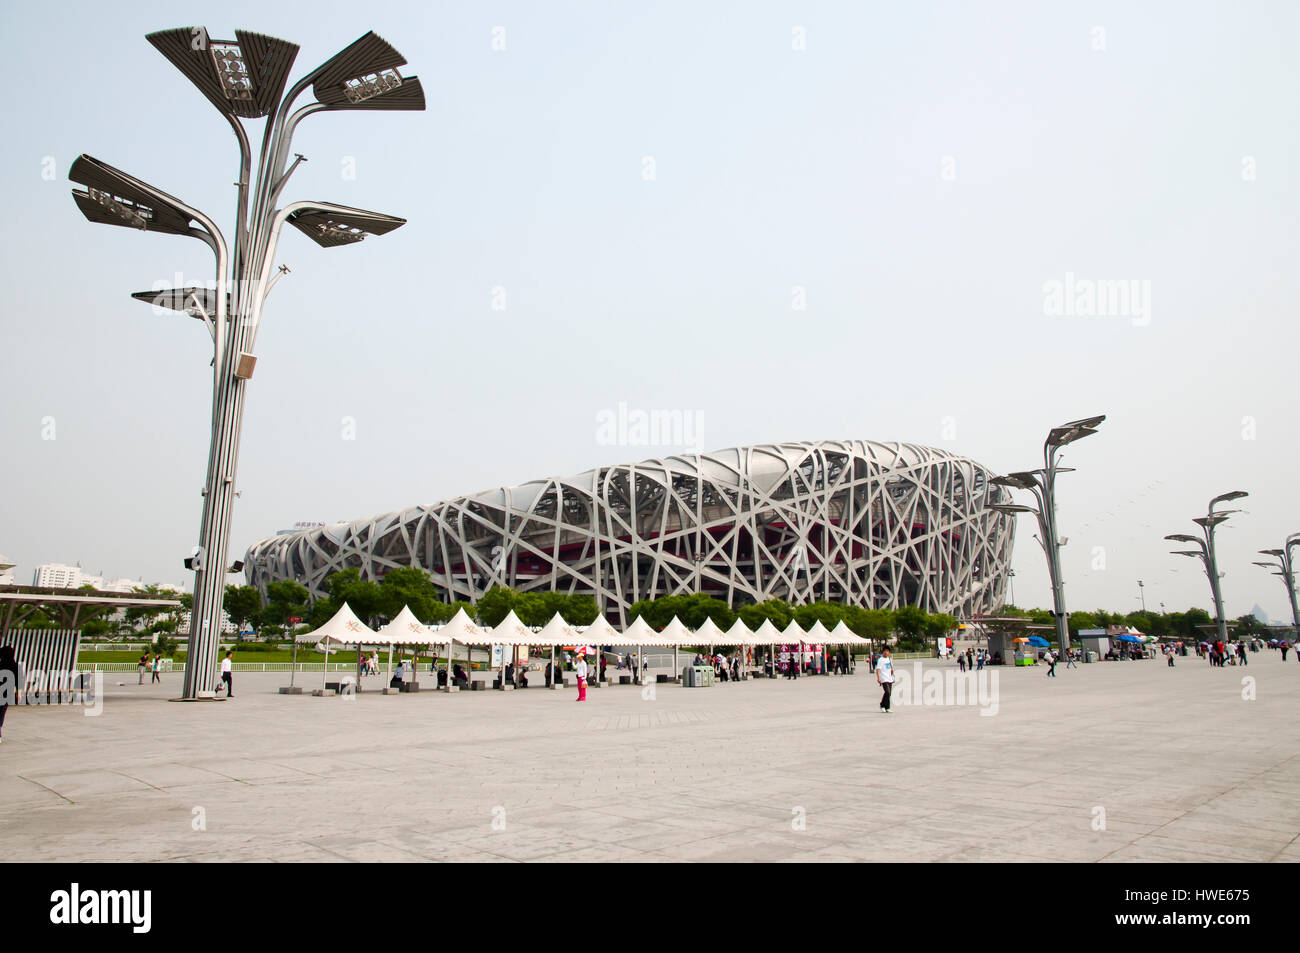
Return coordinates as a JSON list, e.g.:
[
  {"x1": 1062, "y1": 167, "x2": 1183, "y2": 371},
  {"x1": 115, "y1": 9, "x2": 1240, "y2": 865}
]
[
  {"x1": 527, "y1": 612, "x2": 577, "y2": 646},
  {"x1": 781, "y1": 619, "x2": 807, "y2": 674},
  {"x1": 691, "y1": 616, "x2": 726, "y2": 677},
  {"x1": 751, "y1": 618, "x2": 784, "y2": 677},
  {"x1": 522, "y1": 612, "x2": 575, "y2": 689},
  {"x1": 652, "y1": 616, "x2": 693, "y2": 682},
  {"x1": 437, "y1": 607, "x2": 489, "y2": 692},
  {"x1": 829, "y1": 620, "x2": 870, "y2": 645},
  {"x1": 374, "y1": 605, "x2": 429, "y2": 644},
  {"x1": 657, "y1": 616, "x2": 692, "y2": 645},
  {"x1": 291, "y1": 602, "x2": 376, "y2": 692},
  {"x1": 492, "y1": 609, "x2": 532, "y2": 642},
  {"x1": 806, "y1": 619, "x2": 832, "y2": 672},
  {"x1": 723, "y1": 618, "x2": 757, "y2": 643},
  {"x1": 373, "y1": 605, "x2": 431, "y2": 689},
  {"x1": 620, "y1": 615, "x2": 662, "y2": 683},
  {"x1": 693, "y1": 616, "x2": 725, "y2": 646},
  {"x1": 806, "y1": 619, "x2": 832, "y2": 643},
  {"x1": 580, "y1": 613, "x2": 621, "y2": 686},
  {"x1": 828, "y1": 620, "x2": 868, "y2": 673},
  {"x1": 293, "y1": 602, "x2": 376, "y2": 645},
  {"x1": 623, "y1": 615, "x2": 656, "y2": 643}
]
